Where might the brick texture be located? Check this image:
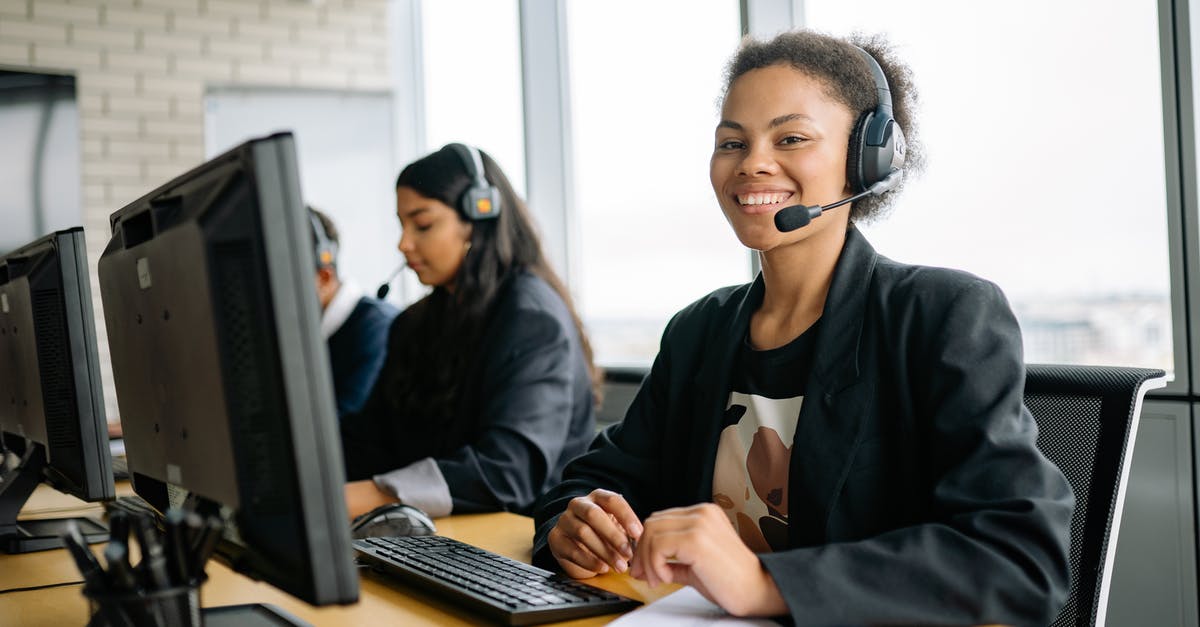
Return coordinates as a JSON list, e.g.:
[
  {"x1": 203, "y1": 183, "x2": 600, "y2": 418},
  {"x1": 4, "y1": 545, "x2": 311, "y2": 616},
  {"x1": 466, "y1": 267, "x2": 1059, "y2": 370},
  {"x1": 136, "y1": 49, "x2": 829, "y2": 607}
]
[{"x1": 3, "y1": 0, "x2": 392, "y2": 424}]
